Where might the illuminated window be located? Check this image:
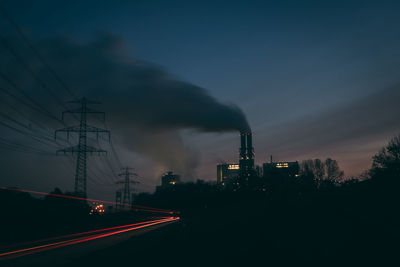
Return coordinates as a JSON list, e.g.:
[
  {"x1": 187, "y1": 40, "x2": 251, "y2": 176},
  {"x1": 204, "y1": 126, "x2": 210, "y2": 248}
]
[
  {"x1": 276, "y1": 162, "x2": 289, "y2": 168},
  {"x1": 228, "y1": 164, "x2": 239, "y2": 170}
]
